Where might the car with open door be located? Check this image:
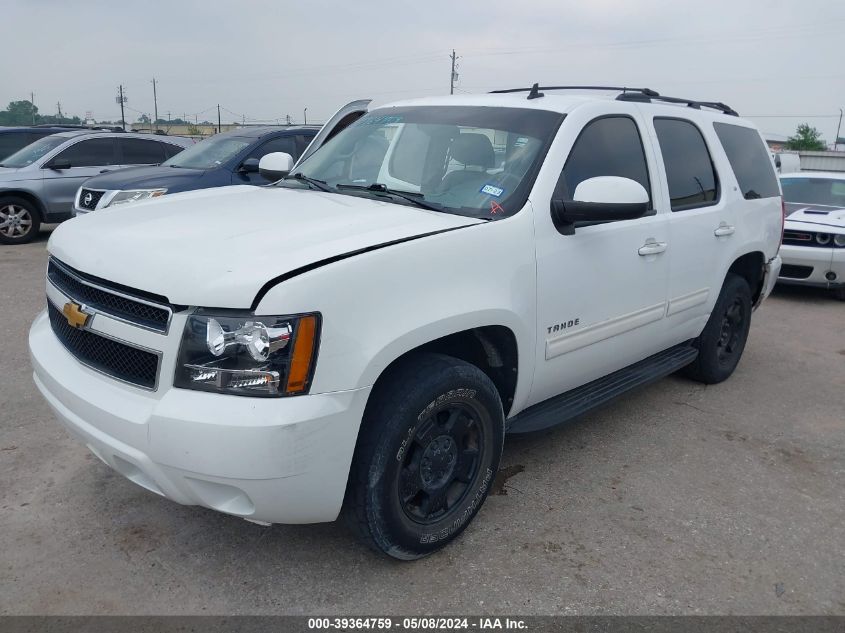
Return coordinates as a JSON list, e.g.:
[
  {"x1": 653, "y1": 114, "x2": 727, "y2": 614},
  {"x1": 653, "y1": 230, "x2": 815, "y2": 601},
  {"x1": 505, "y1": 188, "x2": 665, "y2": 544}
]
[
  {"x1": 73, "y1": 126, "x2": 319, "y2": 216},
  {"x1": 30, "y1": 87, "x2": 782, "y2": 559}
]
